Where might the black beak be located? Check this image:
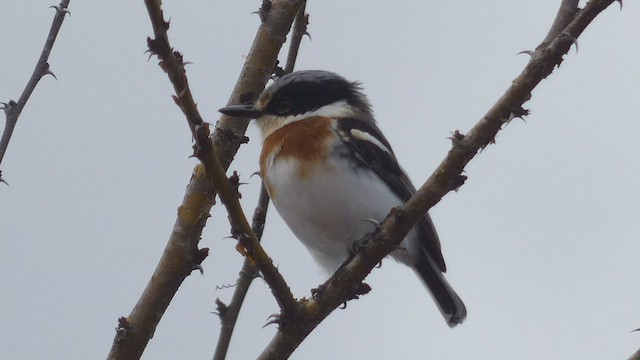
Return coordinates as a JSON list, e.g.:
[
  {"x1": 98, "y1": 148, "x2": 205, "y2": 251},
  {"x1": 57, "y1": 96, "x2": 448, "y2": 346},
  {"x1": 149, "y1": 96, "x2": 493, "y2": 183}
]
[{"x1": 218, "y1": 104, "x2": 264, "y2": 119}]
